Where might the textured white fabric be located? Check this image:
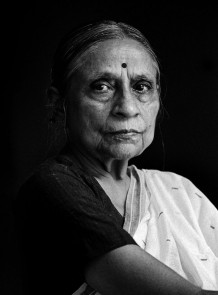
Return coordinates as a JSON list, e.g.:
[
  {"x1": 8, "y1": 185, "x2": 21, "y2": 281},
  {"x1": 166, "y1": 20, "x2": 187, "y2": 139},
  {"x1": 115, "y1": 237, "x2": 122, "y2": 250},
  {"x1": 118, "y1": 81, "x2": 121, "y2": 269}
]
[
  {"x1": 73, "y1": 167, "x2": 218, "y2": 294},
  {"x1": 127, "y1": 166, "x2": 218, "y2": 290}
]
